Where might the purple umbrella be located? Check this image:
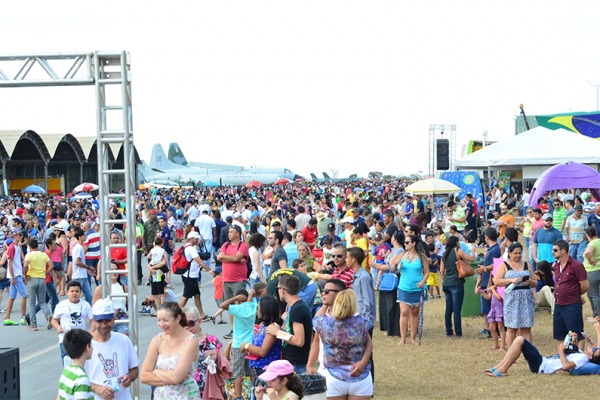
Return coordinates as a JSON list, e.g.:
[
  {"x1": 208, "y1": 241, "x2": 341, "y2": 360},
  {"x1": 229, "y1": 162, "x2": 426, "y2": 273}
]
[{"x1": 529, "y1": 161, "x2": 600, "y2": 207}]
